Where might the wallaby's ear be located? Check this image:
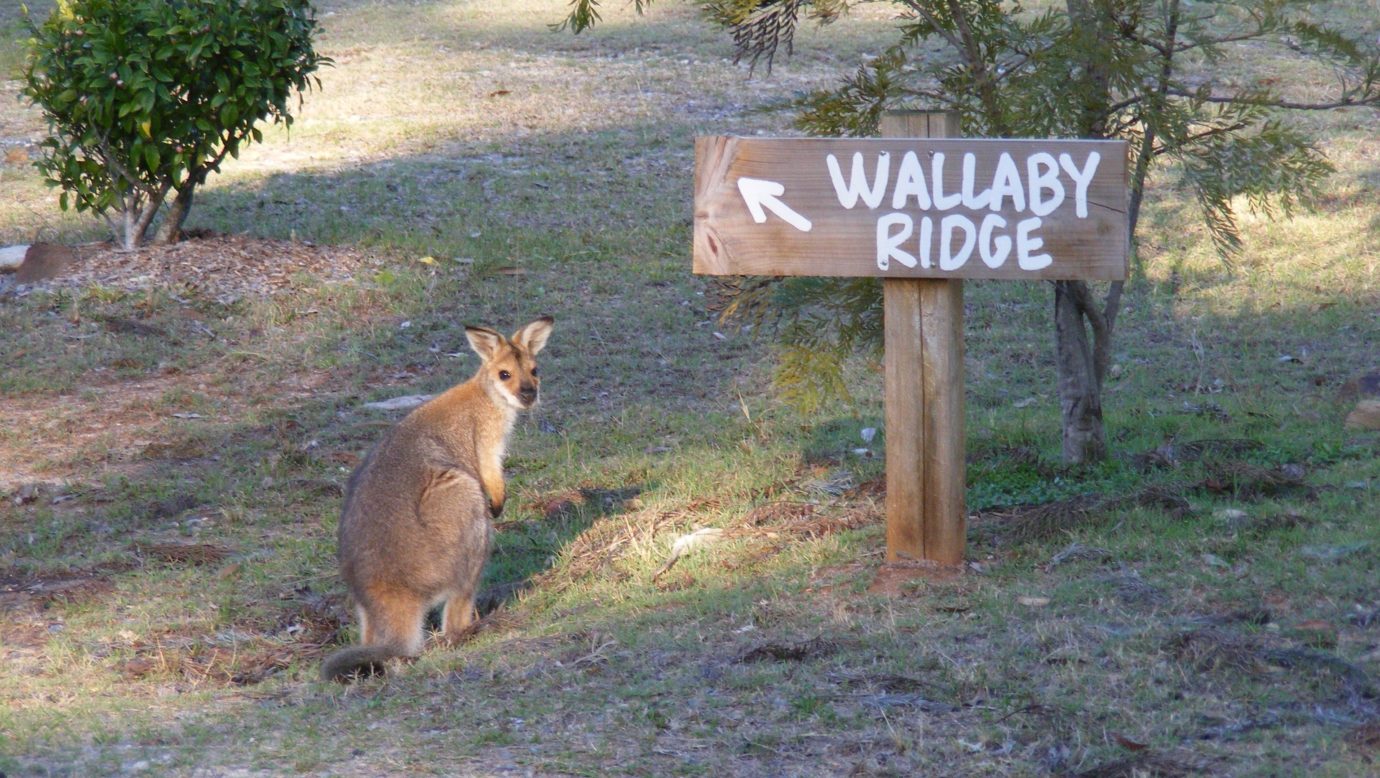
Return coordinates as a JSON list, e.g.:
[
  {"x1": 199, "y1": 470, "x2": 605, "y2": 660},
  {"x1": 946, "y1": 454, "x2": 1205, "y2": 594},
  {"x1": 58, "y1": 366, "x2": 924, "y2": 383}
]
[
  {"x1": 512, "y1": 316, "x2": 554, "y2": 356},
  {"x1": 464, "y1": 325, "x2": 504, "y2": 362}
]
